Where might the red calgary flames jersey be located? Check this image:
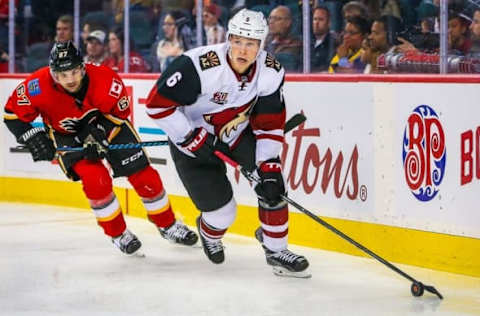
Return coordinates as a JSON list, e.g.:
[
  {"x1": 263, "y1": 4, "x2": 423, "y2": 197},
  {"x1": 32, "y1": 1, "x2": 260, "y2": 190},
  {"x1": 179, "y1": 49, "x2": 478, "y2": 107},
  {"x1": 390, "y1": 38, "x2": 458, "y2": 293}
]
[{"x1": 4, "y1": 64, "x2": 130, "y2": 134}]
